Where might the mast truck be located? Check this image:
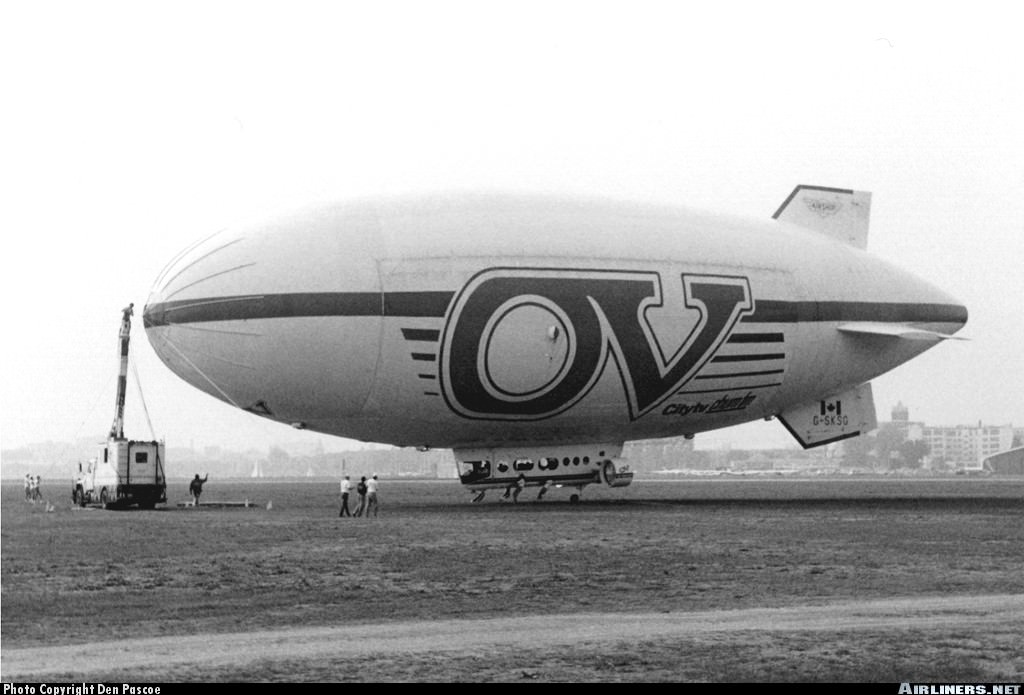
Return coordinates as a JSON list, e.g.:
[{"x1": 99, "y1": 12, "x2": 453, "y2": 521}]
[{"x1": 72, "y1": 304, "x2": 167, "y2": 509}]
